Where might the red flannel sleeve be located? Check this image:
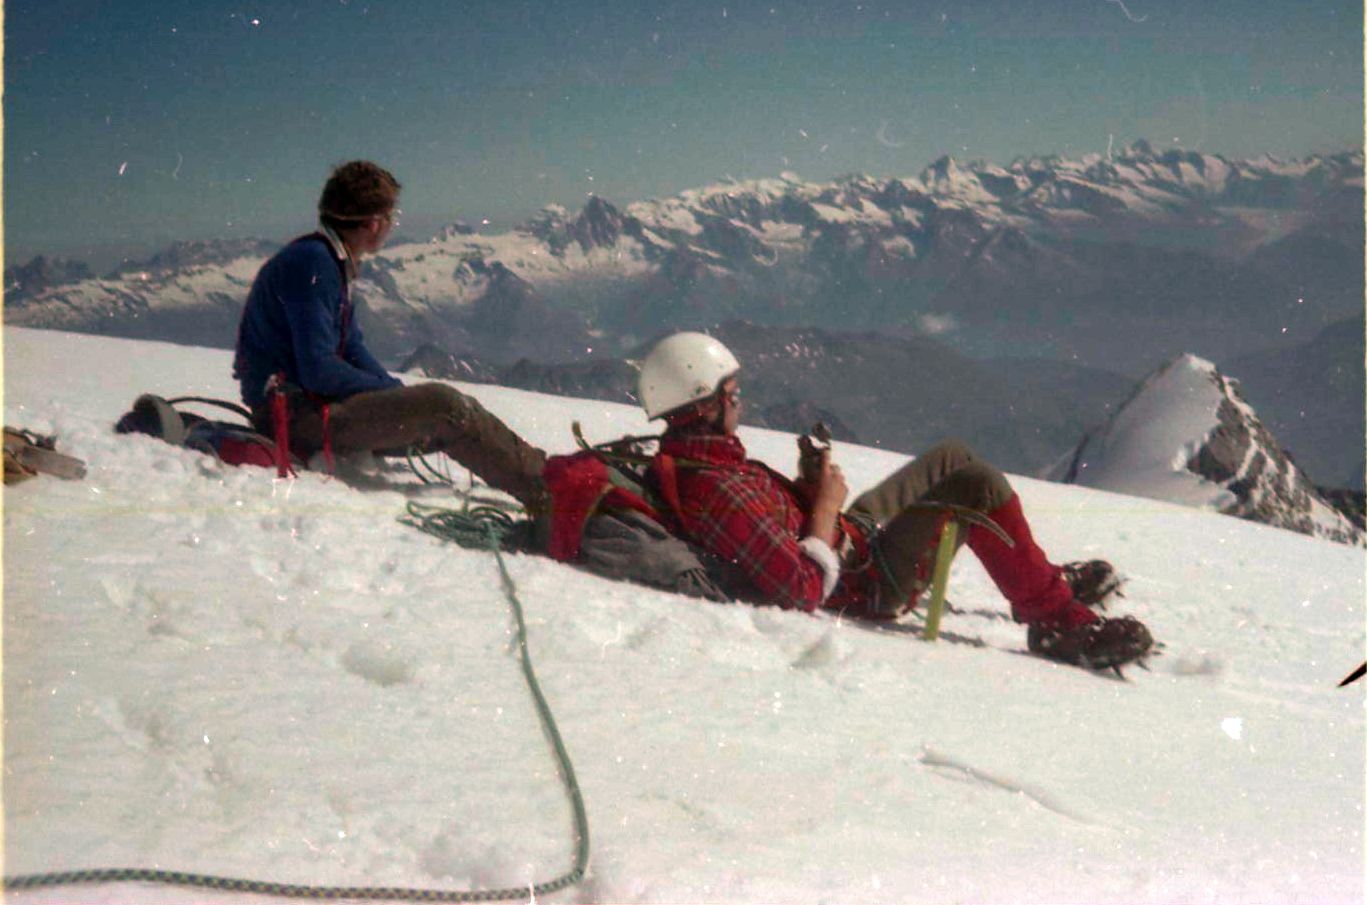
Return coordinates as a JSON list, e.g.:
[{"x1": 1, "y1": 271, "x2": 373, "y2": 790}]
[{"x1": 676, "y1": 465, "x2": 827, "y2": 611}]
